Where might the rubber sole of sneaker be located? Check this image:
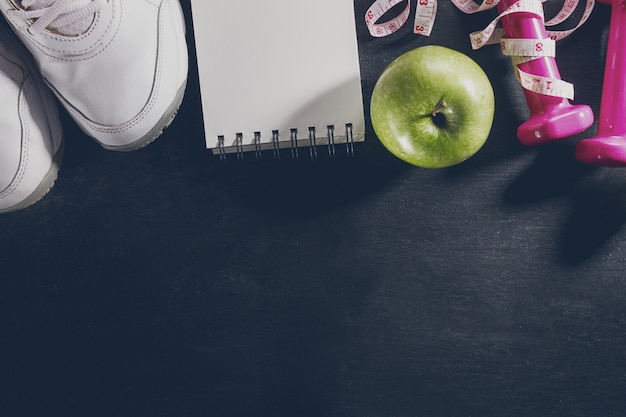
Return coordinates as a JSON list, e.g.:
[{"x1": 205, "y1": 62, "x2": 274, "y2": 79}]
[
  {"x1": 0, "y1": 27, "x2": 64, "y2": 214},
  {"x1": 0, "y1": 141, "x2": 64, "y2": 214},
  {"x1": 100, "y1": 80, "x2": 188, "y2": 152}
]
